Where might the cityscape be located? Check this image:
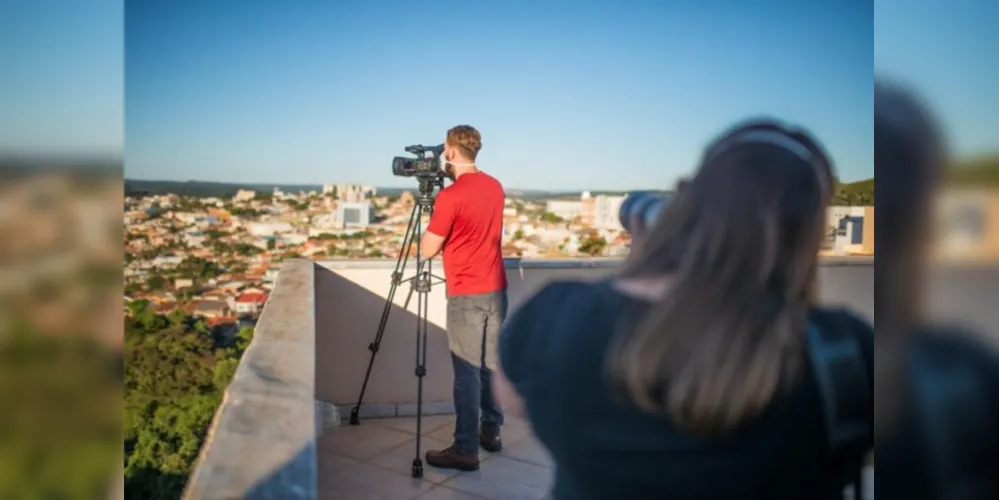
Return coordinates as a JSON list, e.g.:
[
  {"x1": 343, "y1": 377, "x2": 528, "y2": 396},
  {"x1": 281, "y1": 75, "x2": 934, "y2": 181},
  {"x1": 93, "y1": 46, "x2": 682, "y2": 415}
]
[
  {"x1": 1, "y1": 0, "x2": 989, "y2": 497},
  {"x1": 122, "y1": 180, "x2": 882, "y2": 333}
]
